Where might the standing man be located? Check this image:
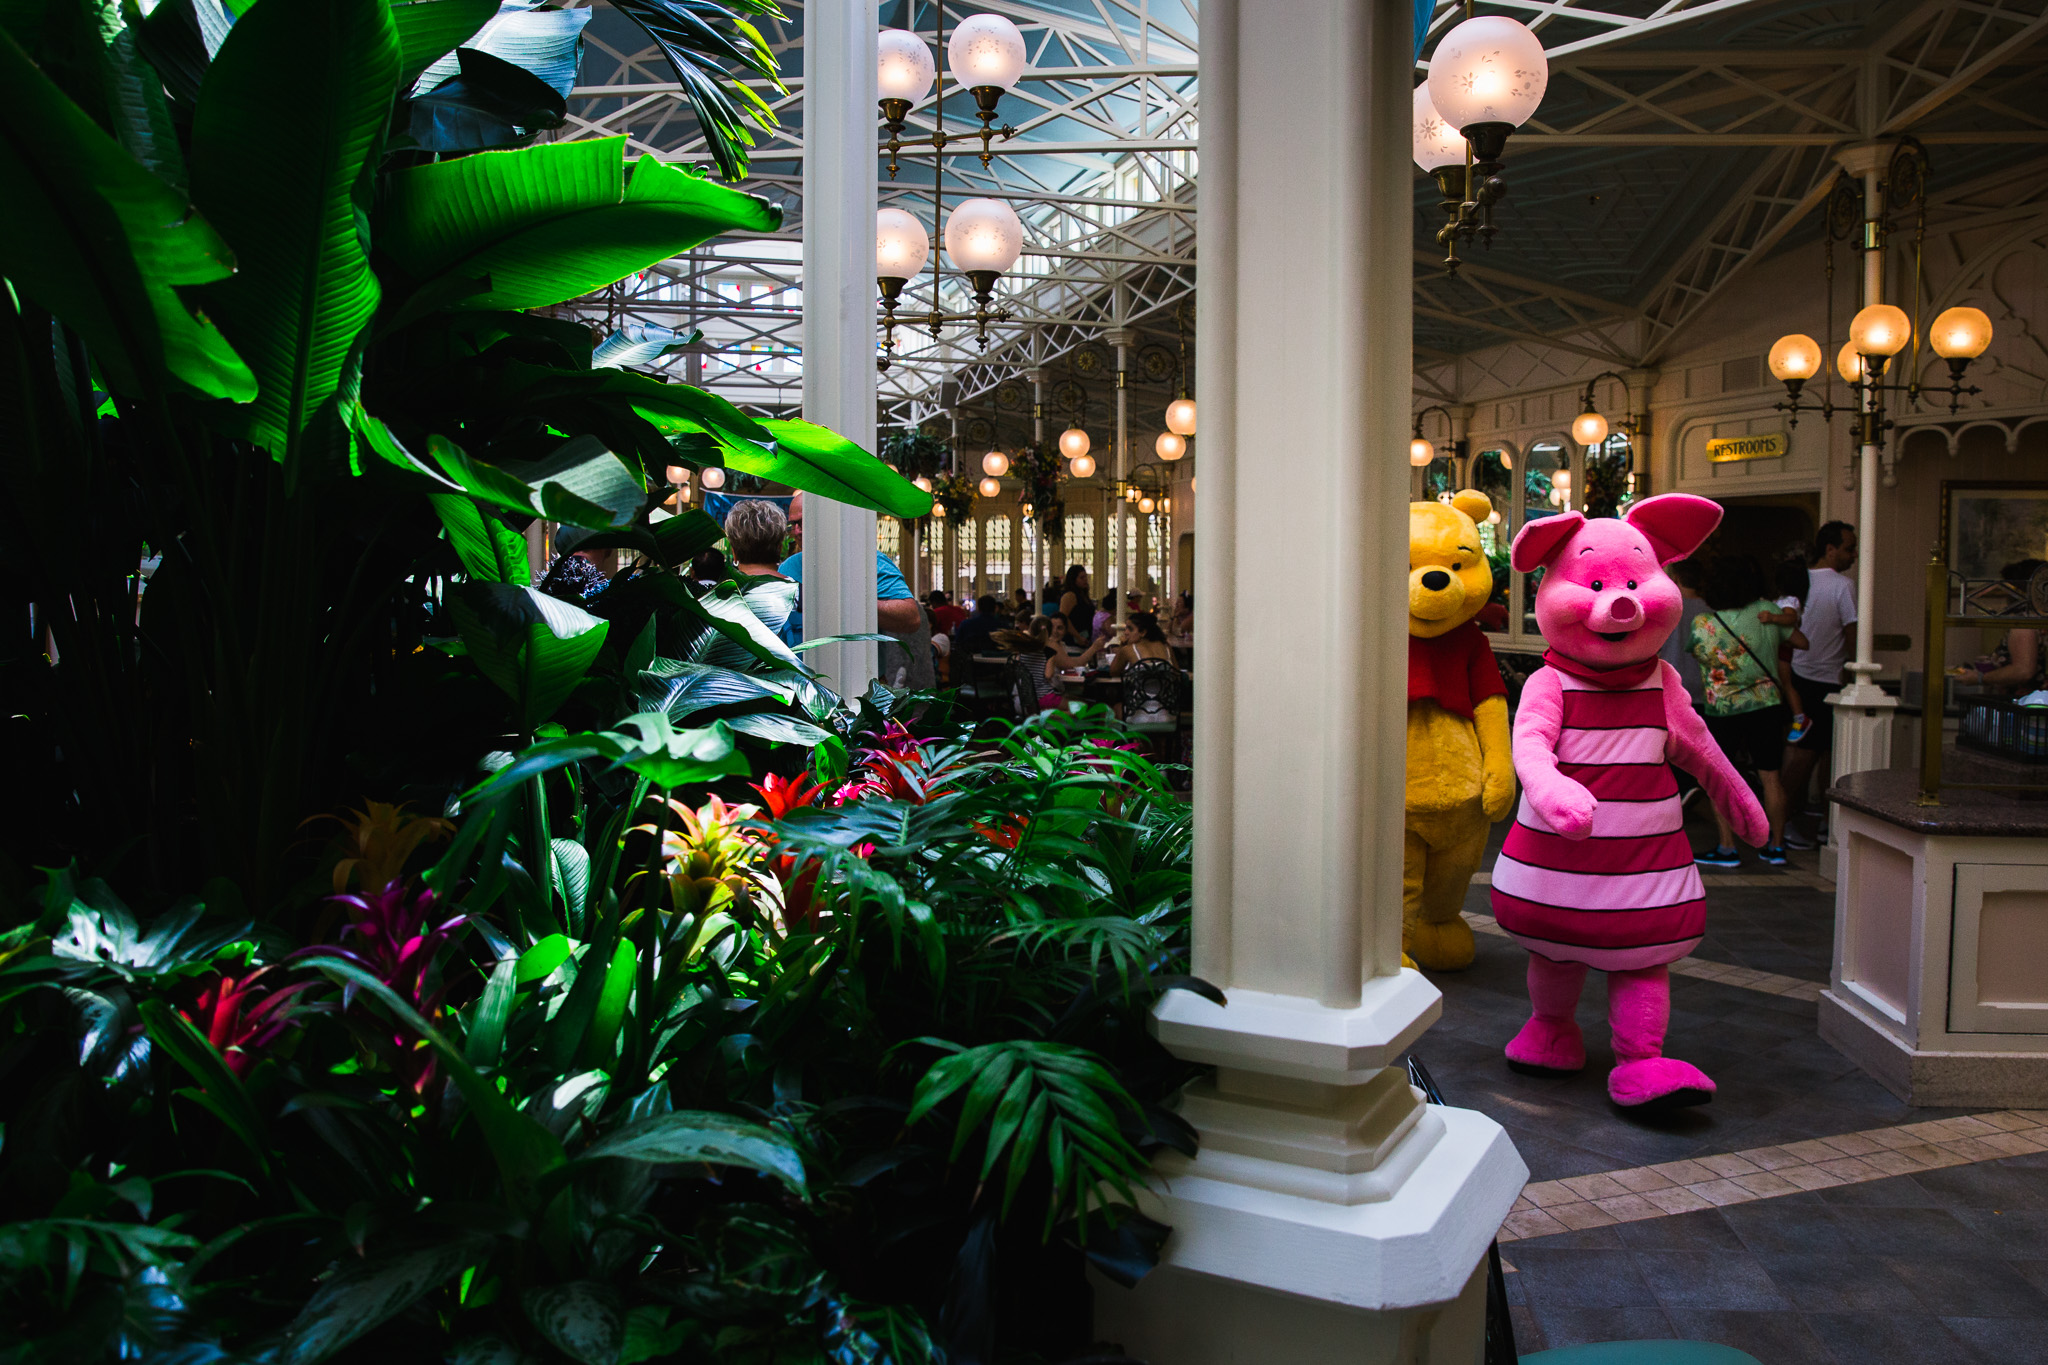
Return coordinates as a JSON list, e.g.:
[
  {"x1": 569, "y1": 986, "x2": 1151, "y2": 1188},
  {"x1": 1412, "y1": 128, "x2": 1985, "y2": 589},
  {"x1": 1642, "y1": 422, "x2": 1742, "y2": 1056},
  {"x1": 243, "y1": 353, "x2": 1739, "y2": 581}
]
[
  {"x1": 1780, "y1": 521, "x2": 1858, "y2": 848},
  {"x1": 780, "y1": 492, "x2": 927, "y2": 686}
]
